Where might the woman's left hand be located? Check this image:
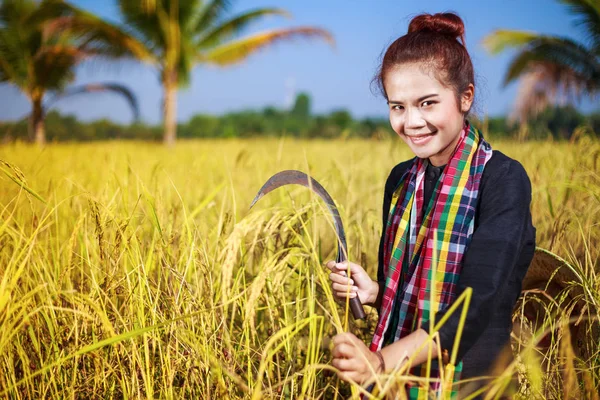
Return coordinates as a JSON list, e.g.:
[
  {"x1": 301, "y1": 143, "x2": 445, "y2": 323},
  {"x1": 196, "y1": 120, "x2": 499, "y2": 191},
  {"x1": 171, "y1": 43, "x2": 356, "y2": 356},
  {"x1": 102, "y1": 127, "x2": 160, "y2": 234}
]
[{"x1": 331, "y1": 332, "x2": 380, "y2": 384}]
